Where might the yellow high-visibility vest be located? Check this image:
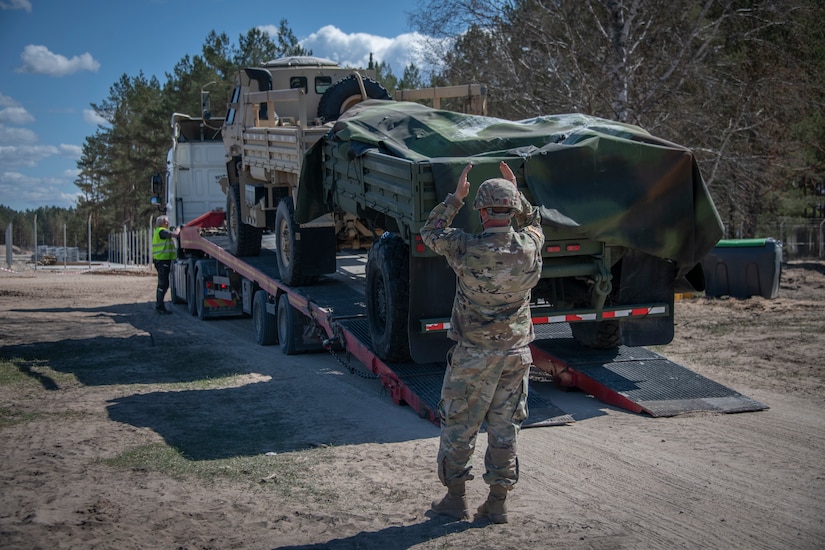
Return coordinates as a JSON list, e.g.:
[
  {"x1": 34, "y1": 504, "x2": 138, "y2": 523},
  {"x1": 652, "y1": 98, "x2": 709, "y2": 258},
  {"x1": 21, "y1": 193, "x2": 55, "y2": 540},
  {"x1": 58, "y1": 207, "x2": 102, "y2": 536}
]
[{"x1": 152, "y1": 227, "x2": 176, "y2": 260}]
